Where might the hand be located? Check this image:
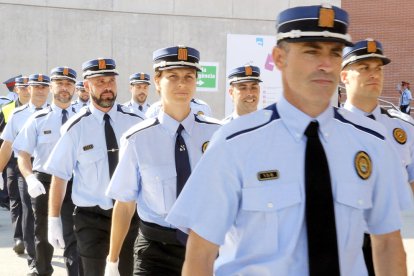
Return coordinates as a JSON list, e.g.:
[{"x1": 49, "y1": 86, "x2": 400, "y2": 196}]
[
  {"x1": 0, "y1": 173, "x2": 4, "y2": 190},
  {"x1": 104, "y1": 258, "x2": 120, "y2": 276},
  {"x1": 26, "y1": 174, "x2": 46, "y2": 198},
  {"x1": 48, "y1": 216, "x2": 65, "y2": 249}
]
